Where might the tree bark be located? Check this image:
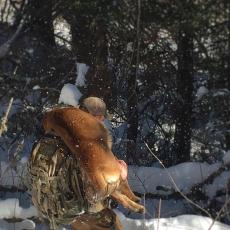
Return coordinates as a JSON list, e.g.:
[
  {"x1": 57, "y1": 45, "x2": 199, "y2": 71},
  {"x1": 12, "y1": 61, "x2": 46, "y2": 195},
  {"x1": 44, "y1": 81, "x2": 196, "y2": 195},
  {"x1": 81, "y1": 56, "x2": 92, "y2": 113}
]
[
  {"x1": 173, "y1": 26, "x2": 193, "y2": 164},
  {"x1": 26, "y1": 0, "x2": 55, "y2": 47},
  {"x1": 126, "y1": 0, "x2": 141, "y2": 164},
  {"x1": 70, "y1": 15, "x2": 92, "y2": 65},
  {"x1": 84, "y1": 23, "x2": 113, "y2": 107},
  {"x1": 227, "y1": 0, "x2": 230, "y2": 90},
  {"x1": 126, "y1": 69, "x2": 139, "y2": 164},
  {"x1": 70, "y1": 7, "x2": 112, "y2": 107}
]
